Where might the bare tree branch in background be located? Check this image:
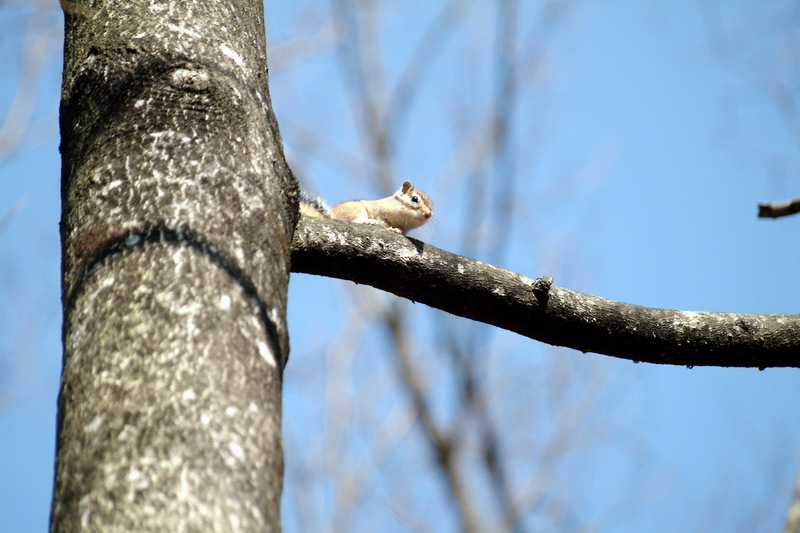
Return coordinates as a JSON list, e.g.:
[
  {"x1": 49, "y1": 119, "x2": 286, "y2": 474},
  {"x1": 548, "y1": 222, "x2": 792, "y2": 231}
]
[
  {"x1": 0, "y1": 0, "x2": 61, "y2": 162},
  {"x1": 0, "y1": 0, "x2": 62, "y2": 412},
  {"x1": 327, "y1": 1, "x2": 491, "y2": 529},
  {"x1": 700, "y1": 0, "x2": 800, "y2": 220},
  {"x1": 283, "y1": 1, "x2": 636, "y2": 532}
]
